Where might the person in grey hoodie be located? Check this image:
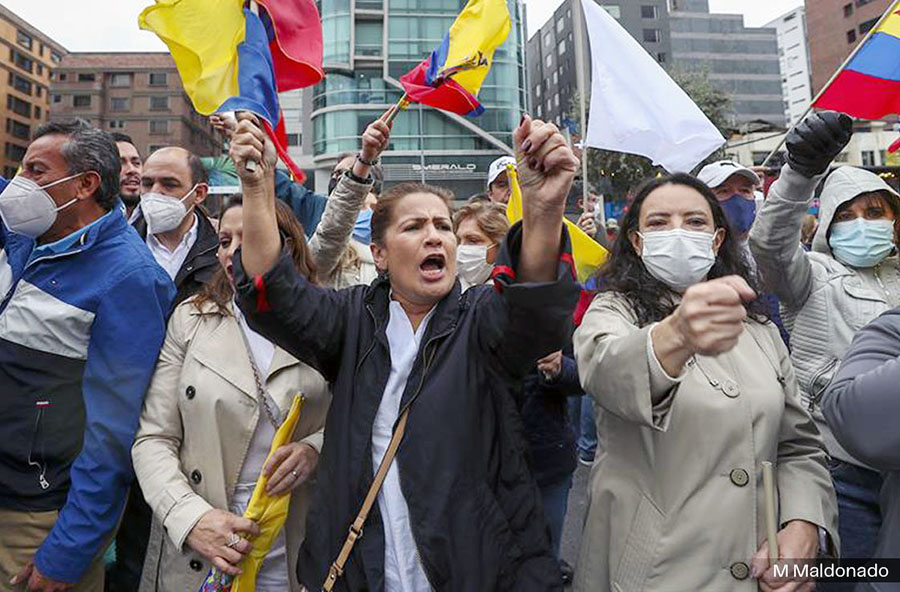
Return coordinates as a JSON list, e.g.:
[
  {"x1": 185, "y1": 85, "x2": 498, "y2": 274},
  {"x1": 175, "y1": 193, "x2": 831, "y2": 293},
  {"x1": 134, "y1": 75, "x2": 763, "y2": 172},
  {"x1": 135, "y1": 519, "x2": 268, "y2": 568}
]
[
  {"x1": 750, "y1": 111, "x2": 900, "y2": 565},
  {"x1": 822, "y1": 310, "x2": 900, "y2": 591}
]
